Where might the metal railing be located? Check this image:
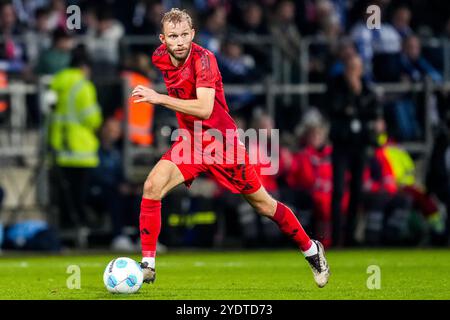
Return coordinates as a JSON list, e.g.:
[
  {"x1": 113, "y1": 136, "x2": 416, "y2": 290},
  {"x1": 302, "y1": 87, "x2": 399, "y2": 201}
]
[{"x1": 1, "y1": 78, "x2": 447, "y2": 163}]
